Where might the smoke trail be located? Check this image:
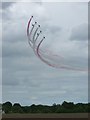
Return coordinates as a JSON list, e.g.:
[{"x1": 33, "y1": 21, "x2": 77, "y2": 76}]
[{"x1": 27, "y1": 16, "x2": 87, "y2": 71}]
